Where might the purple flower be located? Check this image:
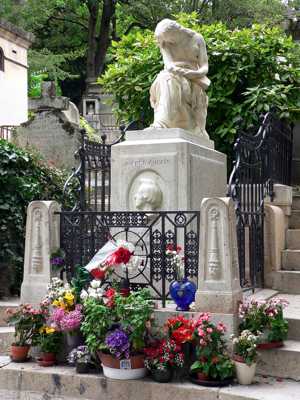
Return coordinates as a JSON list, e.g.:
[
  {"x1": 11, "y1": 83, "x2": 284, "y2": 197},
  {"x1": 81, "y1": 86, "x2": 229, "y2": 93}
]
[
  {"x1": 105, "y1": 329, "x2": 130, "y2": 359},
  {"x1": 50, "y1": 257, "x2": 65, "y2": 267}
]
